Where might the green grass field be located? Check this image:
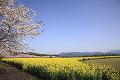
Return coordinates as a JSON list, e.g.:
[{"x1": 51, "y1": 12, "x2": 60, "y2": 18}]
[{"x1": 85, "y1": 58, "x2": 120, "y2": 73}]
